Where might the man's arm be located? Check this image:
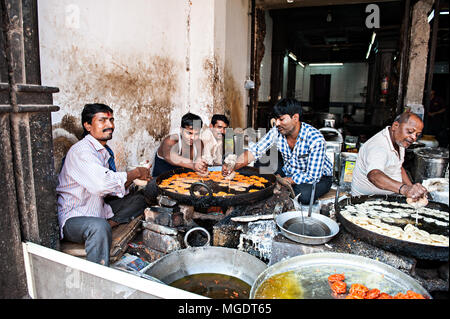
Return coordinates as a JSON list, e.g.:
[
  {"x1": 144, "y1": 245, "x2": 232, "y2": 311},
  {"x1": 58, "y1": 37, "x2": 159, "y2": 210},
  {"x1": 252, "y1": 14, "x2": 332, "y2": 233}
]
[
  {"x1": 222, "y1": 150, "x2": 255, "y2": 176},
  {"x1": 222, "y1": 127, "x2": 277, "y2": 176},
  {"x1": 159, "y1": 135, "x2": 207, "y2": 173},
  {"x1": 429, "y1": 108, "x2": 446, "y2": 116},
  {"x1": 368, "y1": 169, "x2": 427, "y2": 199},
  {"x1": 401, "y1": 167, "x2": 413, "y2": 186},
  {"x1": 125, "y1": 166, "x2": 151, "y2": 189}
]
